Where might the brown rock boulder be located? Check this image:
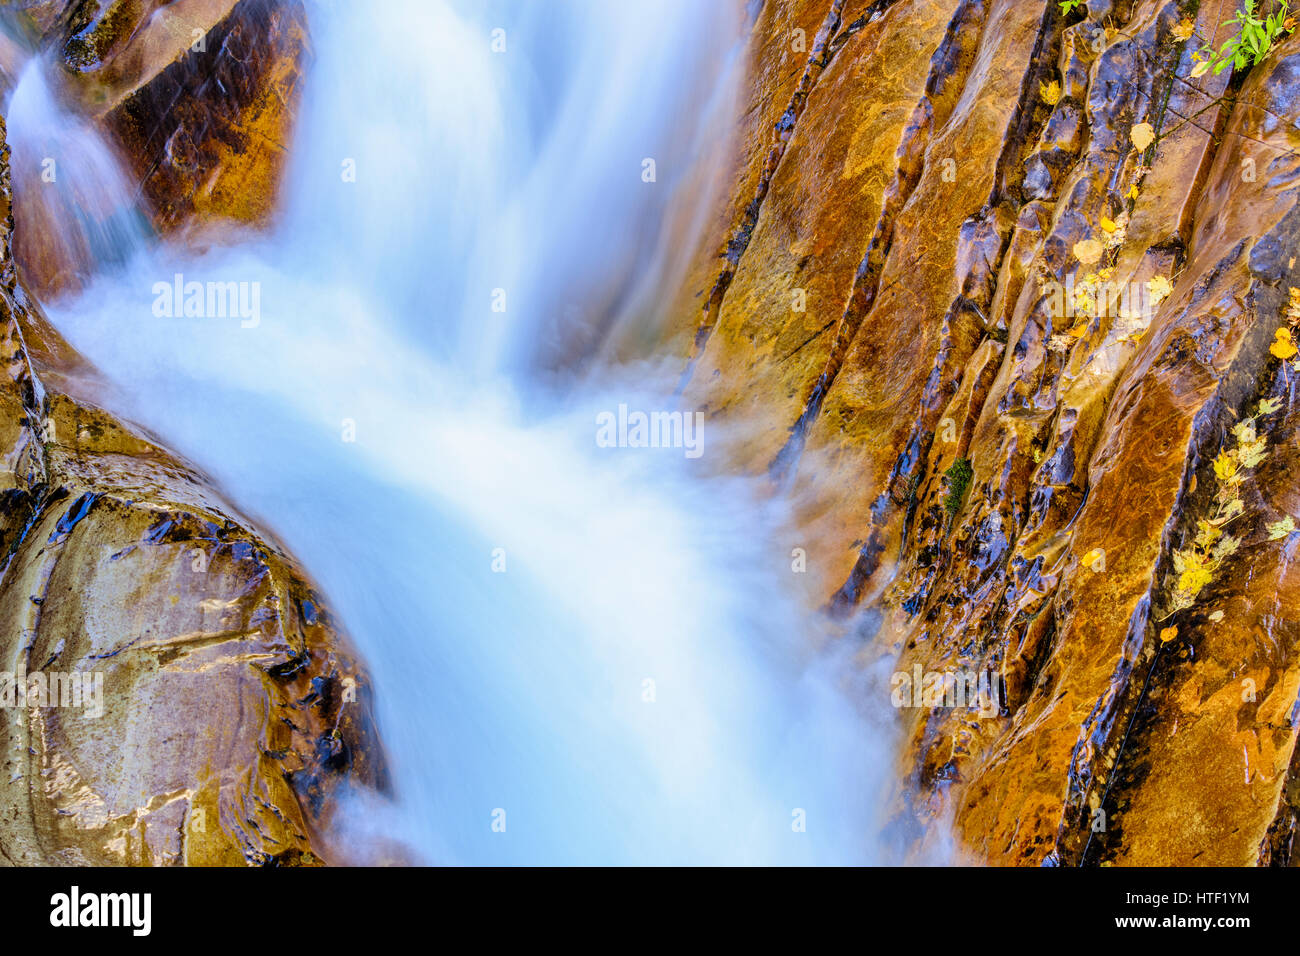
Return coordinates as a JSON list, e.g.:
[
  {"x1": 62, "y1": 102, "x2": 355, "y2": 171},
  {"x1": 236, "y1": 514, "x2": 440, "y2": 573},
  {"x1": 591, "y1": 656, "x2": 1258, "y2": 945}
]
[{"x1": 0, "y1": 113, "x2": 388, "y2": 865}]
